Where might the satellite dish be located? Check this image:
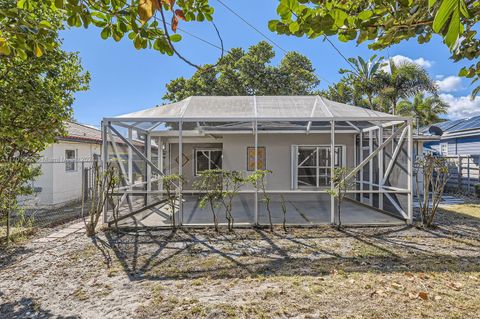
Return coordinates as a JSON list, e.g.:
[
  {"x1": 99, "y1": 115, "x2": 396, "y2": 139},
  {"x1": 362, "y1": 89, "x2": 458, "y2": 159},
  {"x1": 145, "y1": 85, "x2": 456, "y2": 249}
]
[{"x1": 428, "y1": 125, "x2": 443, "y2": 136}]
